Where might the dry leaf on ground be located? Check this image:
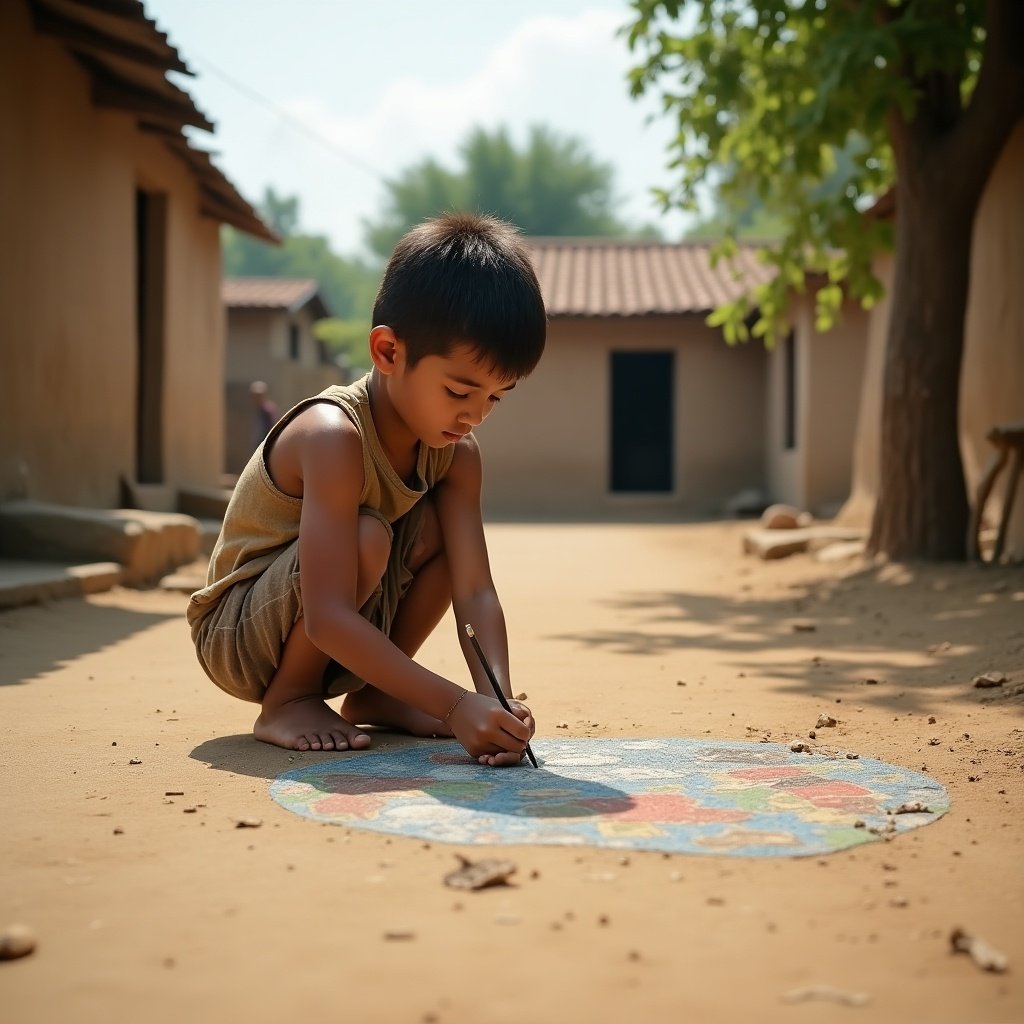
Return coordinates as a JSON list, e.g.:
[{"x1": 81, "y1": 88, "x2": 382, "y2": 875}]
[
  {"x1": 951, "y1": 928, "x2": 1008, "y2": 973},
  {"x1": 443, "y1": 854, "x2": 517, "y2": 891}
]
